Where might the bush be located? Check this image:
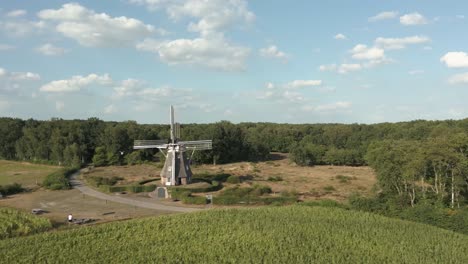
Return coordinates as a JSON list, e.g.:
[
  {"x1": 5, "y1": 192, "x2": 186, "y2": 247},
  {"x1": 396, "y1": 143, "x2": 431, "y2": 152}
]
[
  {"x1": 323, "y1": 186, "x2": 336, "y2": 193},
  {"x1": 267, "y1": 176, "x2": 283, "y2": 182},
  {"x1": 42, "y1": 167, "x2": 78, "y2": 190},
  {"x1": 87, "y1": 176, "x2": 123, "y2": 187},
  {"x1": 193, "y1": 173, "x2": 231, "y2": 183},
  {"x1": 138, "y1": 178, "x2": 159, "y2": 185},
  {"x1": 99, "y1": 184, "x2": 157, "y2": 193},
  {"x1": 226, "y1": 175, "x2": 241, "y2": 184},
  {"x1": 0, "y1": 183, "x2": 24, "y2": 195},
  {"x1": 335, "y1": 175, "x2": 352, "y2": 183},
  {"x1": 300, "y1": 199, "x2": 345, "y2": 209}
]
